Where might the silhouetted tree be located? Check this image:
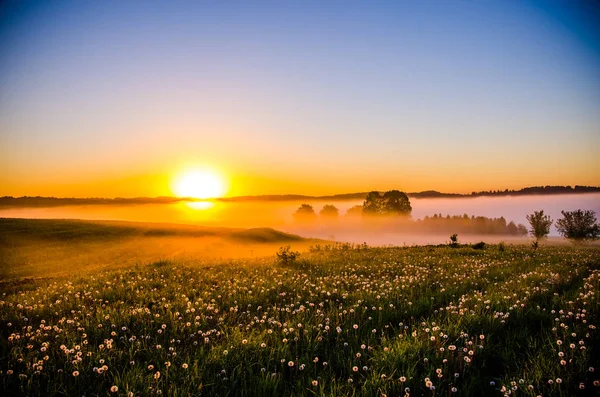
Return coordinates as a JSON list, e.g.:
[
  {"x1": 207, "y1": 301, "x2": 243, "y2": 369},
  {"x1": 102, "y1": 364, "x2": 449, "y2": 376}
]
[
  {"x1": 507, "y1": 221, "x2": 518, "y2": 235},
  {"x1": 526, "y1": 210, "x2": 553, "y2": 240},
  {"x1": 381, "y1": 190, "x2": 412, "y2": 216},
  {"x1": 362, "y1": 191, "x2": 382, "y2": 215},
  {"x1": 362, "y1": 190, "x2": 412, "y2": 216},
  {"x1": 293, "y1": 204, "x2": 317, "y2": 224},
  {"x1": 319, "y1": 205, "x2": 339, "y2": 221},
  {"x1": 345, "y1": 205, "x2": 363, "y2": 217},
  {"x1": 556, "y1": 210, "x2": 600, "y2": 241},
  {"x1": 516, "y1": 224, "x2": 528, "y2": 236}
]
